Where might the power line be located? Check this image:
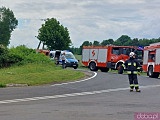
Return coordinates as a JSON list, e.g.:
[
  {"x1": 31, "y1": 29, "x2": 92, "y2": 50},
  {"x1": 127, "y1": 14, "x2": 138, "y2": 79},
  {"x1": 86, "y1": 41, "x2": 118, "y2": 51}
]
[{"x1": 17, "y1": 18, "x2": 47, "y2": 21}]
